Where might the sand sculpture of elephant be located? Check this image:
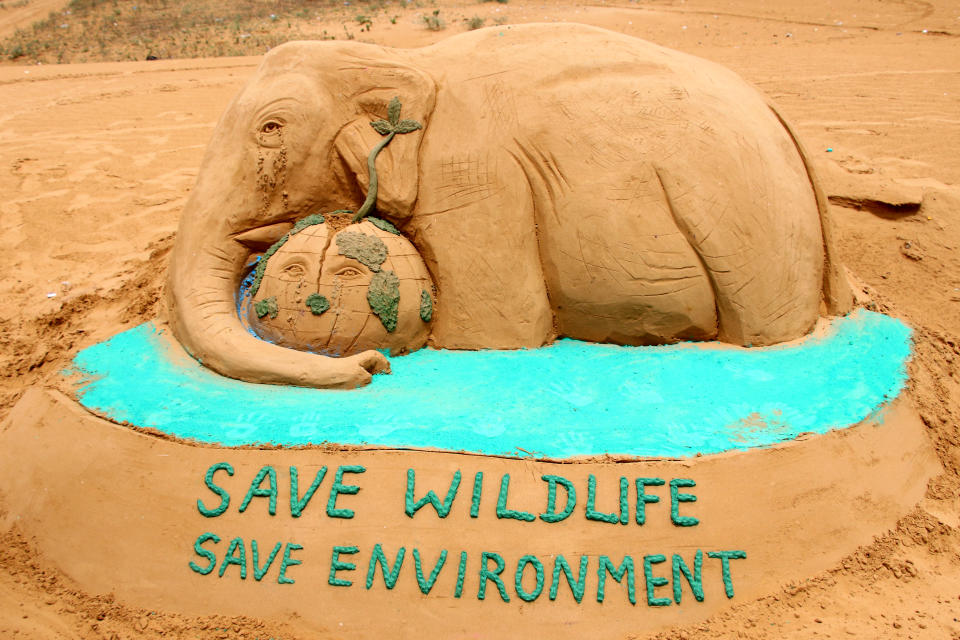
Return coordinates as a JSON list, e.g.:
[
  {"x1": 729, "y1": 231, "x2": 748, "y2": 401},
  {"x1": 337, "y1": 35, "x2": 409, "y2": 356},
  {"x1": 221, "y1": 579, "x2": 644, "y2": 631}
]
[{"x1": 165, "y1": 23, "x2": 852, "y2": 389}]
